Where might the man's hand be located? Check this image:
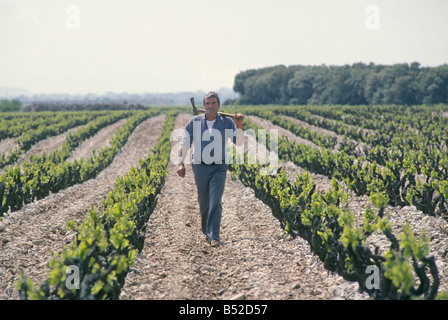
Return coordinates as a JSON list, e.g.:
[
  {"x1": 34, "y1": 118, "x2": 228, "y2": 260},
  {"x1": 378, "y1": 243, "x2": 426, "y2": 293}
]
[
  {"x1": 177, "y1": 163, "x2": 186, "y2": 178},
  {"x1": 234, "y1": 113, "x2": 244, "y2": 129}
]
